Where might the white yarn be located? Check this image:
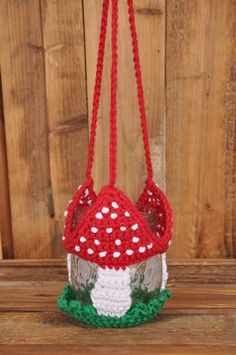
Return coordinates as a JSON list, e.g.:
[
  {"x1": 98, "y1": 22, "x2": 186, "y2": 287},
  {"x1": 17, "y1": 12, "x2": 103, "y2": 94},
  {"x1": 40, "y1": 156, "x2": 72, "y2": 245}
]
[
  {"x1": 91, "y1": 267, "x2": 132, "y2": 318},
  {"x1": 67, "y1": 253, "x2": 72, "y2": 283},
  {"x1": 161, "y1": 253, "x2": 168, "y2": 290}
]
